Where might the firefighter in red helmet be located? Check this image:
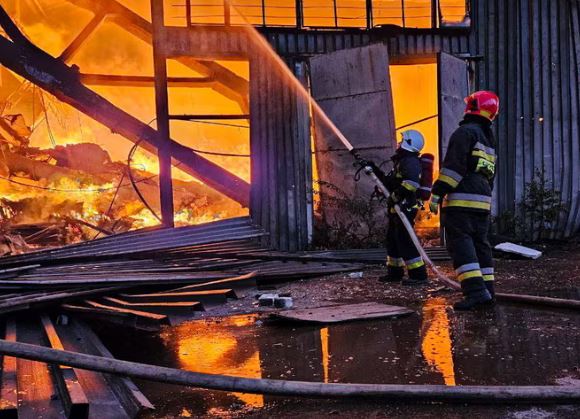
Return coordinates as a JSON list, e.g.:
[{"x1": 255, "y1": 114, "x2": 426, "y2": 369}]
[{"x1": 429, "y1": 91, "x2": 500, "y2": 310}]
